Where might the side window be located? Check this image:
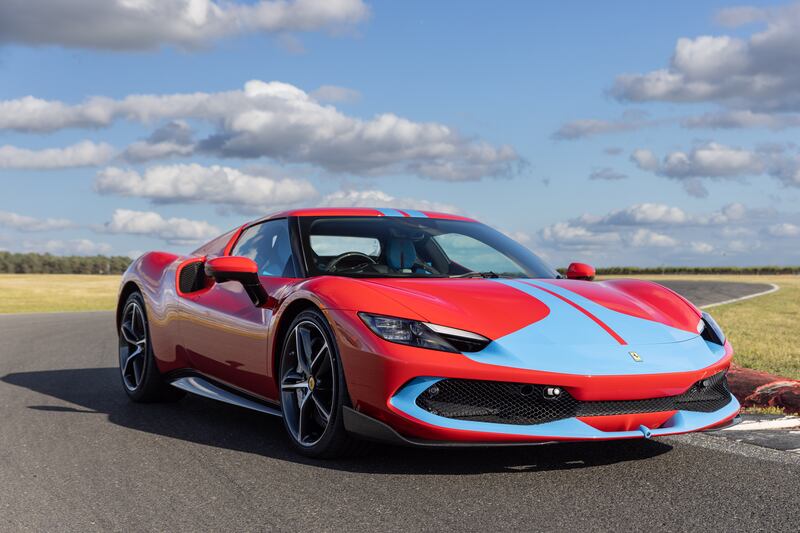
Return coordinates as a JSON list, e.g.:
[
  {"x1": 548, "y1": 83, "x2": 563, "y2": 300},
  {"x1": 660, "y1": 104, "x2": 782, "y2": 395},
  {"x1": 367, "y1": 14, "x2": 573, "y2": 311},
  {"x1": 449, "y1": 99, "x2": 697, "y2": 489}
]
[{"x1": 231, "y1": 219, "x2": 297, "y2": 277}]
